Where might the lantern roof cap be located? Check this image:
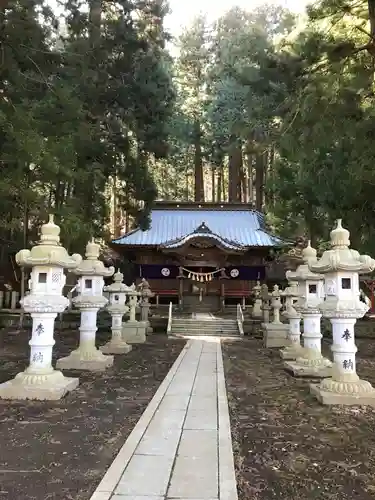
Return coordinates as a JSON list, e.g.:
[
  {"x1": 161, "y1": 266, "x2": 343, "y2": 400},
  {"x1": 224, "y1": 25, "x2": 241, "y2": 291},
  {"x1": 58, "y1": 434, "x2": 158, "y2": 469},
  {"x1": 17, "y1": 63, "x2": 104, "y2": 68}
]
[
  {"x1": 309, "y1": 219, "x2": 375, "y2": 274},
  {"x1": 16, "y1": 214, "x2": 82, "y2": 269},
  {"x1": 73, "y1": 239, "x2": 114, "y2": 277}
]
